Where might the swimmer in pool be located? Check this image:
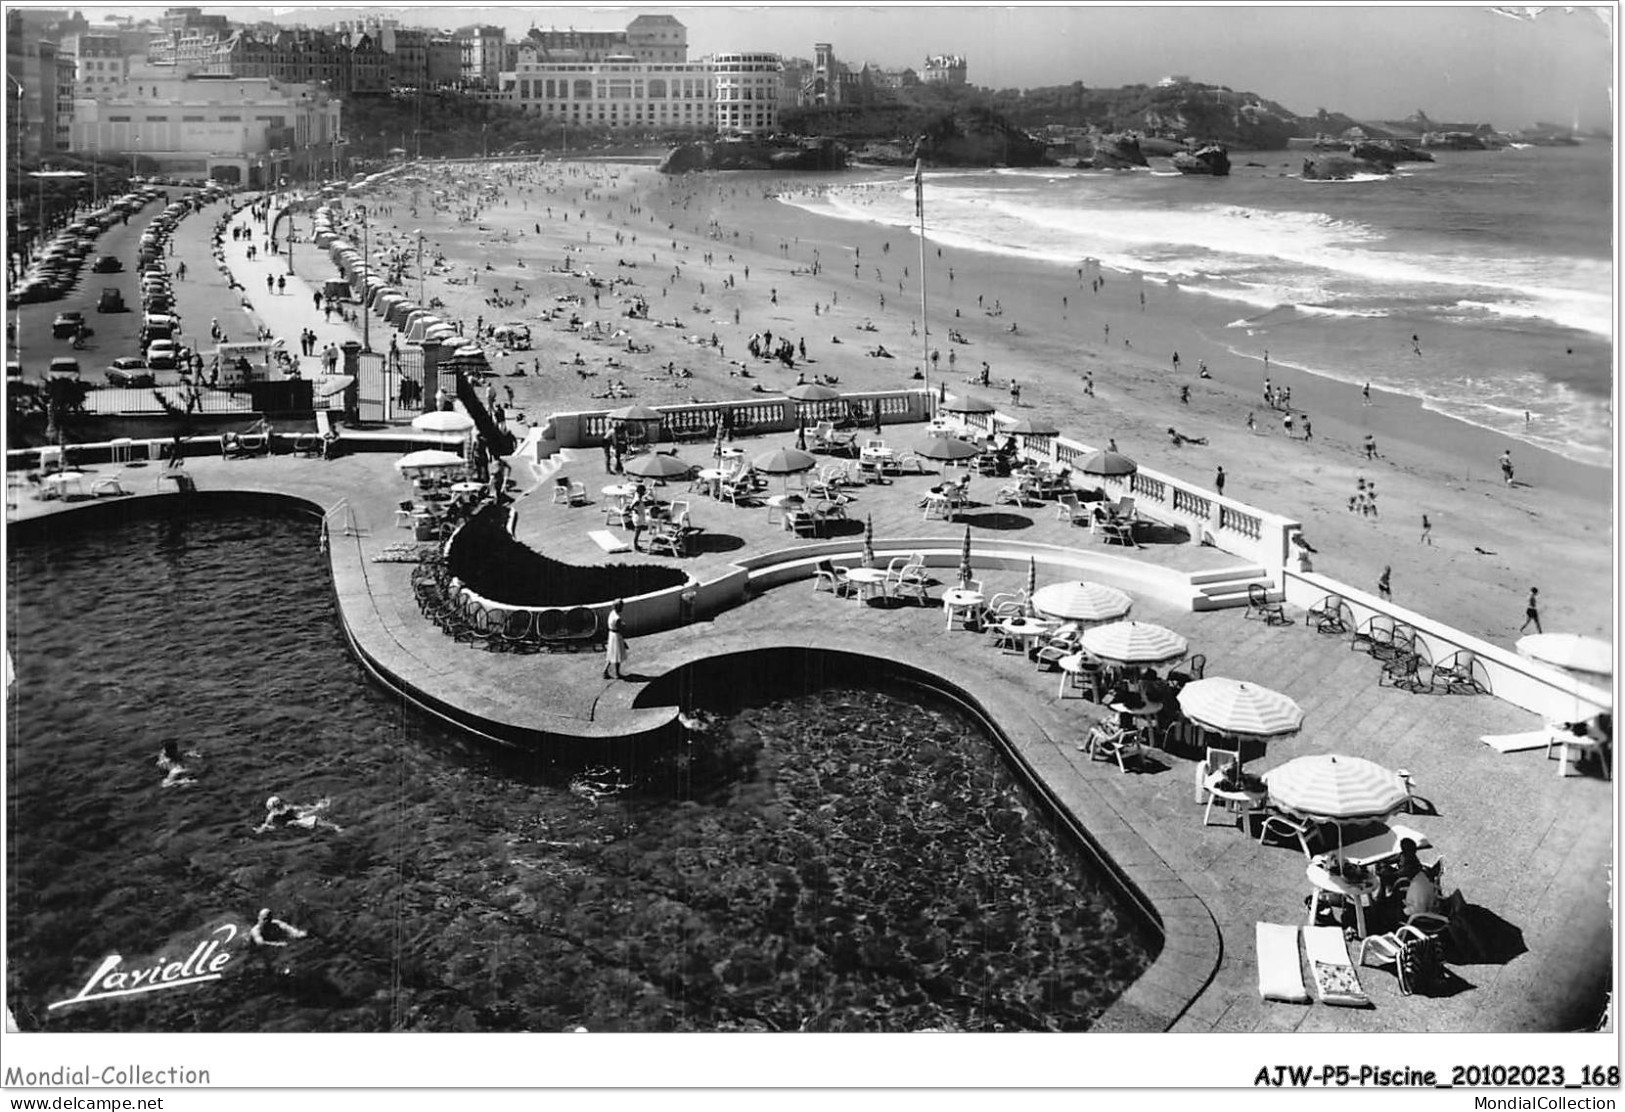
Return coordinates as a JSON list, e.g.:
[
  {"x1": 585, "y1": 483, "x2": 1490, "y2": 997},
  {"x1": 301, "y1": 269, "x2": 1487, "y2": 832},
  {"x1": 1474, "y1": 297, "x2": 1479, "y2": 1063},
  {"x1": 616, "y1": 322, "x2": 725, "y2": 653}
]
[
  {"x1": 250, "y1": 907, "x2": 309, "y2": 948},
  {"x1": 156, "y1": 740, "x2": 199, "y2": 788},
  {"x1": 254, "y1": 795, "x2": 343, "y2": 834}
]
